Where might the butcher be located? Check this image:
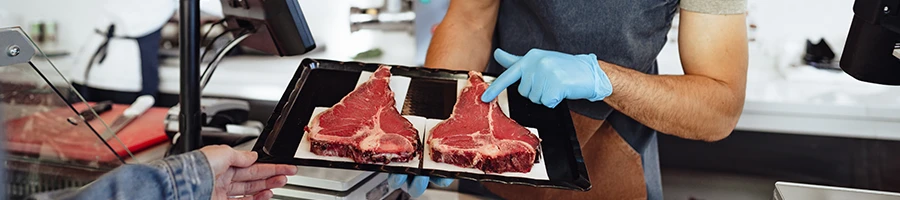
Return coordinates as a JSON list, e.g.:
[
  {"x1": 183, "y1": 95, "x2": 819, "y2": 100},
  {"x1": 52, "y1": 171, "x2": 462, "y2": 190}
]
[{"x1": 388, "y1": 0, "x2": 748, "y2": 199}]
